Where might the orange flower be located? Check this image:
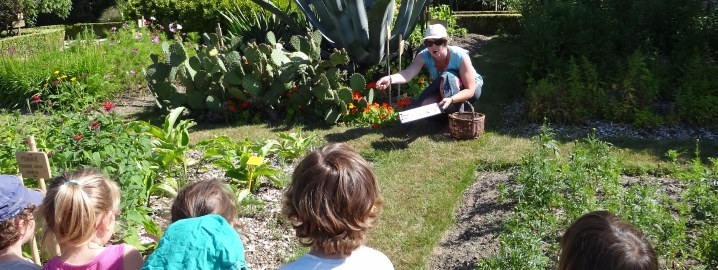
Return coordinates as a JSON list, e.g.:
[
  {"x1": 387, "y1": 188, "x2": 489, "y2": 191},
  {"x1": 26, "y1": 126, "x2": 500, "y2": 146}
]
[
  {"x1": 418, "y1": 76, "x2": 425, "y2": 84},
  {"x1": 380, "y1": 113, "x2": 386, "y2": 119},
  {"x1": 381, "y1": 103, "x2": 388, "y2": 109},
  {"x1": 351, "y1": 108, "x2": 357, "y2": 114},
  {"x1": 352, "y1": 91, "x2": 362, "y2": 101},
  {"x1": 366, "y1": 82, "x2": 377, "y2": 90}
]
